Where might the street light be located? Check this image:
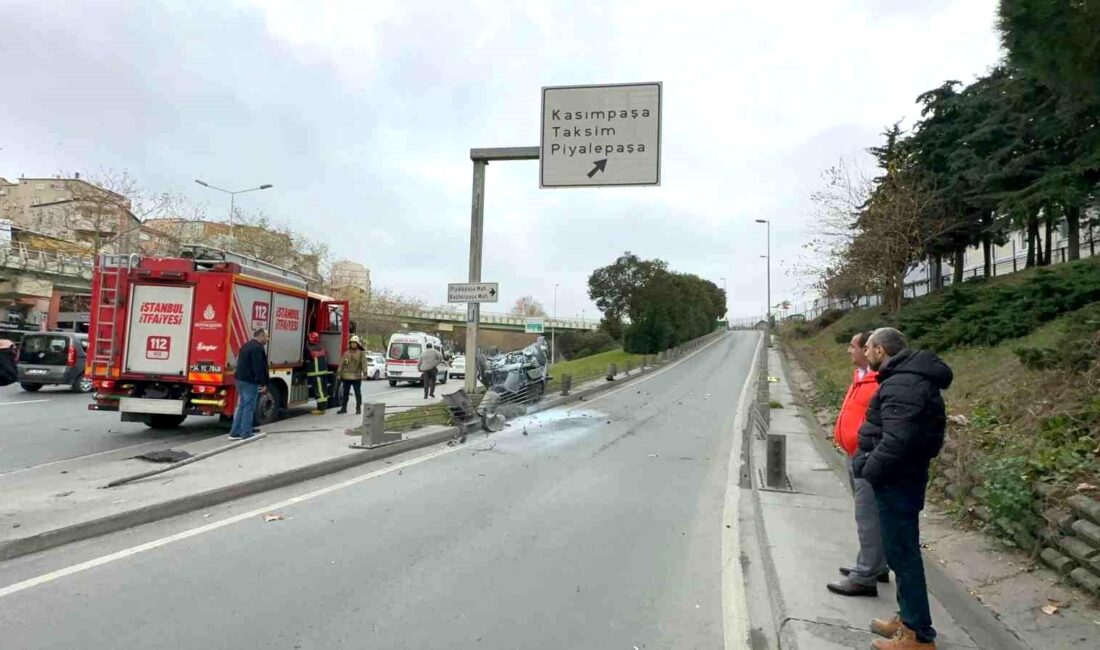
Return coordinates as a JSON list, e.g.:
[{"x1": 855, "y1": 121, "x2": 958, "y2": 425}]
[
  {"x1": 720, "y1": 276, "x2": 727, "y2": 319},
  {"x1": 194, "y1": 179, "x2": 273, "y2": 242},
  {"x1": 552, "y1": 283, "x2": 559, "y2": 363},
  {"x1": 755, "y1": 219, "x2": 771, "y2": 347}
]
